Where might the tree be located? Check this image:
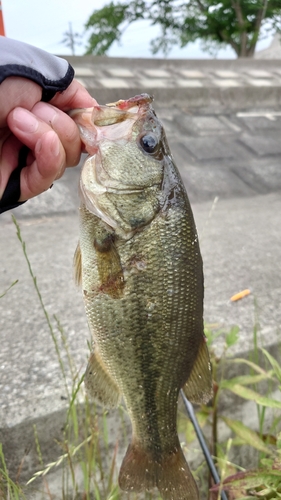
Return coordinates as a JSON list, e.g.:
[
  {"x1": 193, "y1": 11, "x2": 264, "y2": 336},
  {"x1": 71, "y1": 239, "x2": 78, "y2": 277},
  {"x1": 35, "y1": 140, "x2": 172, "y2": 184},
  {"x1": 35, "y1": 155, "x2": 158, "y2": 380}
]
[{"x1": 84, "y1": 0, "x2": 281, "y2": 58}]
